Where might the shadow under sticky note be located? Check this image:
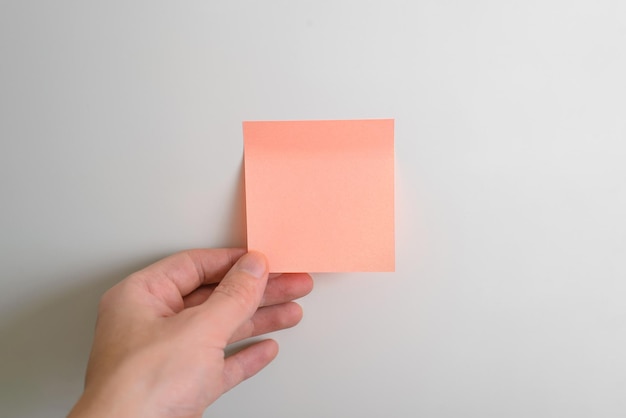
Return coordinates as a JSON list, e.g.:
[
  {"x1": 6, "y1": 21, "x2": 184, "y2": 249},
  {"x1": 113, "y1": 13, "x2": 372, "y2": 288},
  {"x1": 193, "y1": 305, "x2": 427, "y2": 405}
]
[{"x1": 243, "y1": 119, "x2": 395, "y2": 273}]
